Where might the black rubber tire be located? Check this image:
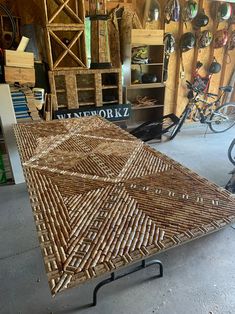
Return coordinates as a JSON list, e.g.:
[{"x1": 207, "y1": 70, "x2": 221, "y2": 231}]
[
  {"x1": 169, "y1": 107, "x2": 191, "y2": 140},
  {"x1": 209, "y1": 102, "x2": 235, "y2": 133},
  {"x1": 228, "y1": 138, "x2": 235, "y2": 166}
]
